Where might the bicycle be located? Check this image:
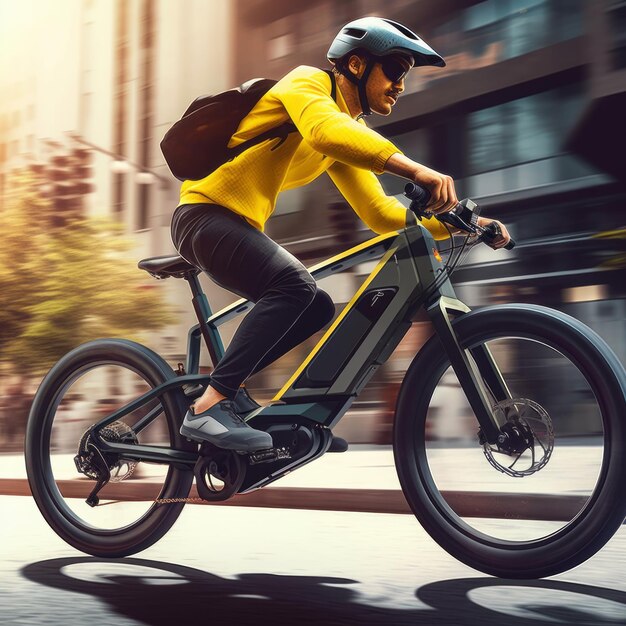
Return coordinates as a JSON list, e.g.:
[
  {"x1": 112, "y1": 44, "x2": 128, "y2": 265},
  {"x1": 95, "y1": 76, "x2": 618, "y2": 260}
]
[{"x1": 25, "y1": 184, "x2": 626, "y2": 579}]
